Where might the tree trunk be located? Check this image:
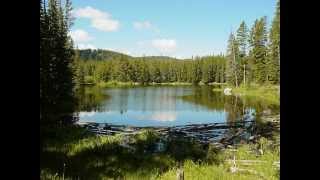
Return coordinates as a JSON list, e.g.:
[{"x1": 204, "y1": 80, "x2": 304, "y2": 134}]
[
  {"x1": 232, "y1": 38, "x2": 238, "y2": 87},
  {"x1": 243, "y1": 64, "x2": 246, "y2": 86},
  {"x1": 177, "y1": 162, "x2": 184, "y2": 180}
]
